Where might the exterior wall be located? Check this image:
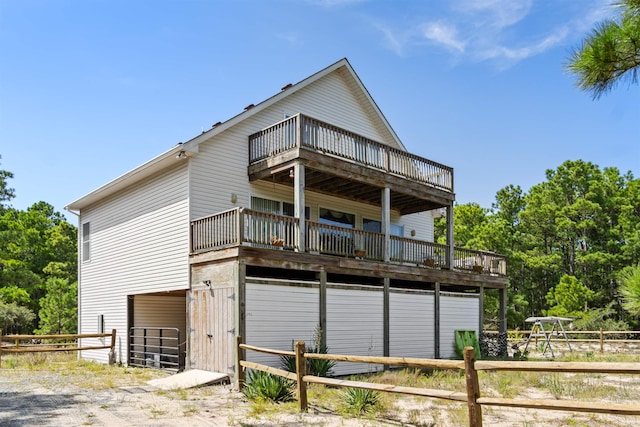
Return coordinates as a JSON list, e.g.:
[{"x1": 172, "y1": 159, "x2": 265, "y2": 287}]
[
  {"x1": 439, "y1": 292, "x2": 480, "y2": 359},
  {"x1": 326, "y1": 284, "x2": 384, "y2": 376},
  {"x1": 389, "y1": 289, "x2": 435, "y2": 359},
  {"x1": 78, "y1": 164, "x2": 190, "y2": 364},
  {"x1": 245, "y1": 281, "x2": 320, "y2": 369}
]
